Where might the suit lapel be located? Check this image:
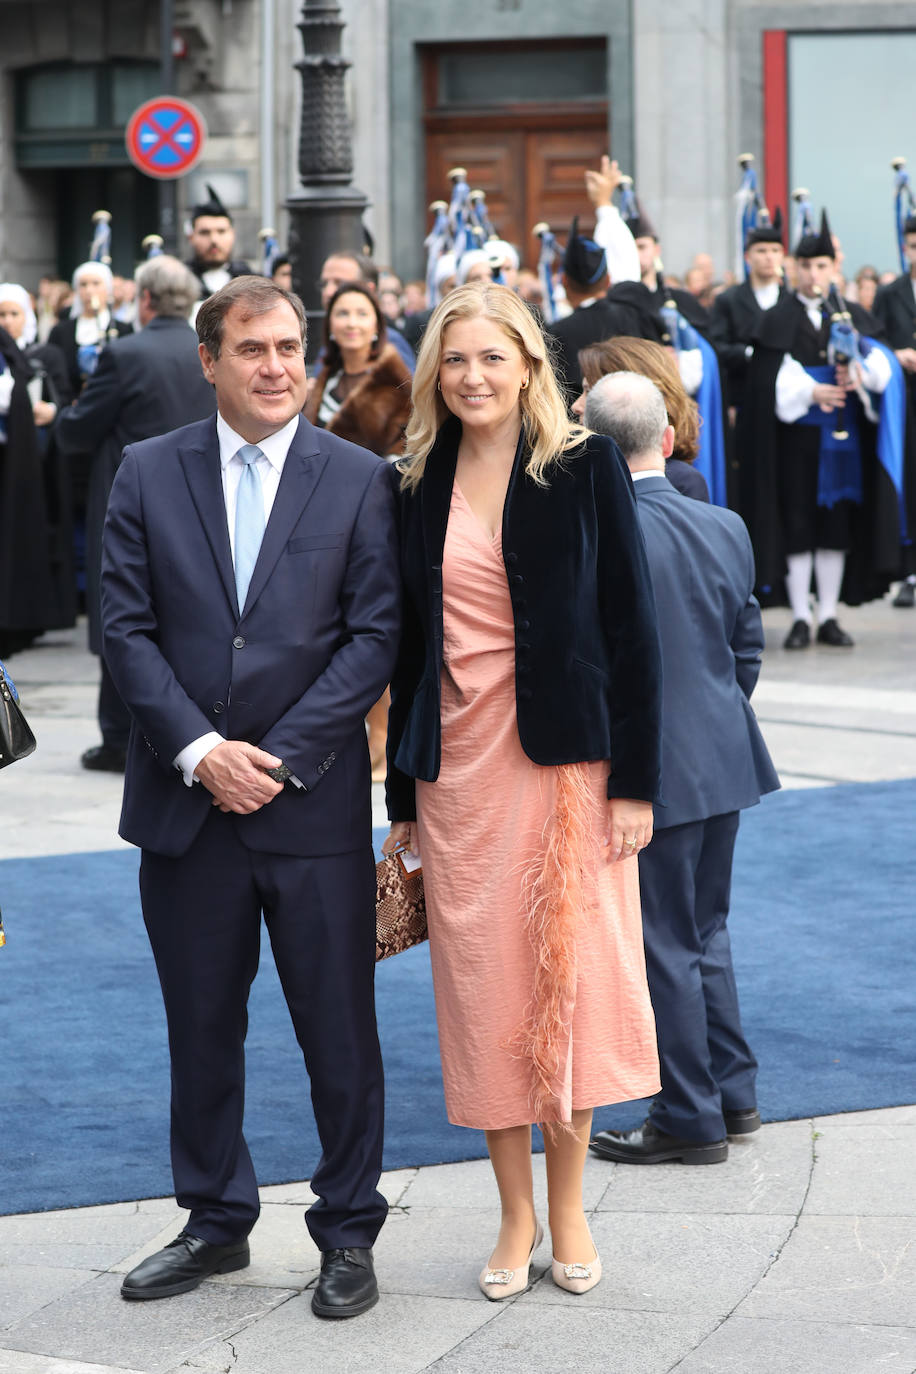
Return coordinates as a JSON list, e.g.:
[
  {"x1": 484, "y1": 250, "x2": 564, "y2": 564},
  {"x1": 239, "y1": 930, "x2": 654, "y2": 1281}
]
[
  {"x1": 178, "y1": 420, "x2": 238, "y2": 616},
  {"x1": 241, "y1": 416, "x2": 327, "y2": 615},
  {"x1": 633, "y1": 474, "x2": 673, "y2": 500}
]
